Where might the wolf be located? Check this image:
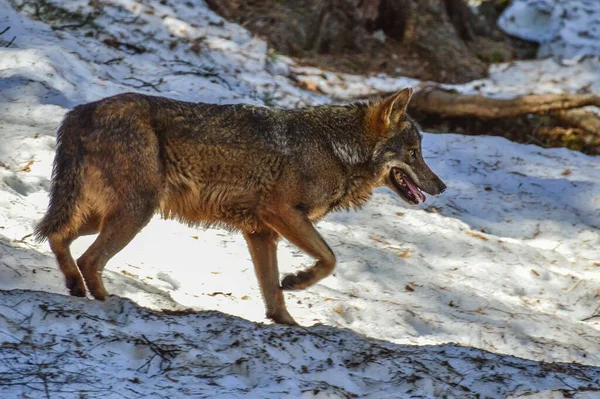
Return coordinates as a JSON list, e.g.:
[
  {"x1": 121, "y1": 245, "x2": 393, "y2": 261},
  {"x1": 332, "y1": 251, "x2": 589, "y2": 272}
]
[{"x1": 35, "y1": 87, "x2": 446, "y2": 325}]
